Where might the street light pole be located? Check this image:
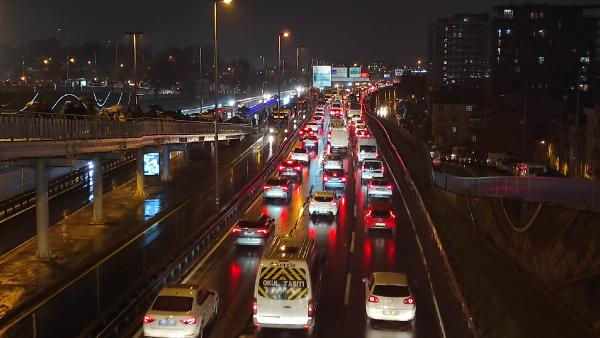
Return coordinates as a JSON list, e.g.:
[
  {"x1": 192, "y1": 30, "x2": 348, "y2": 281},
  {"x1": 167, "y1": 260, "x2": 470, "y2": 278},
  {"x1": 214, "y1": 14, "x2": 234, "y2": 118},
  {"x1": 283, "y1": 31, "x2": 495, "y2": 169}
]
[
  {"x1": 125, "y1": 32, "x2": 143, "y2": 105},
  {"x1": 278, "y1": 34, "x2": 282, "y2": 116}
]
